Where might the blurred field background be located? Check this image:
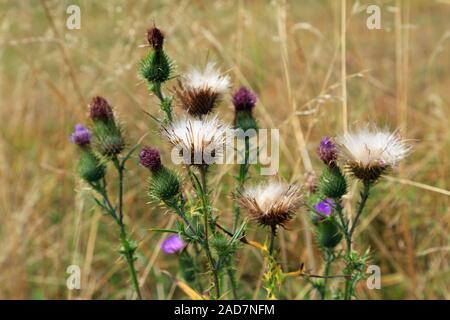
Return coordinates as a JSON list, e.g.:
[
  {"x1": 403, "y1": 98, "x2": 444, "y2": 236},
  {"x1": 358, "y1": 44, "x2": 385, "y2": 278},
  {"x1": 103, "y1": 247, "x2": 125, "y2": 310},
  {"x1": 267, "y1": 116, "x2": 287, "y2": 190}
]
[{"x1": 0, "y1": 0, "x2": 449, "y2": 299}]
